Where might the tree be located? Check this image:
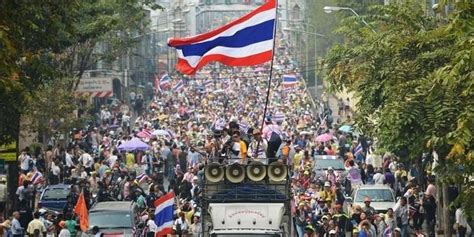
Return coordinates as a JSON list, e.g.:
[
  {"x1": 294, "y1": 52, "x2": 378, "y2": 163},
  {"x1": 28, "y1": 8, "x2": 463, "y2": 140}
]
[
  {"x1": 0, "y1": 0, "x2": 162, "y2": 146},
  {"x1": 323, "y1": 0, "x2": 473, "y2": 233}
]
